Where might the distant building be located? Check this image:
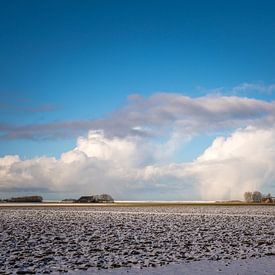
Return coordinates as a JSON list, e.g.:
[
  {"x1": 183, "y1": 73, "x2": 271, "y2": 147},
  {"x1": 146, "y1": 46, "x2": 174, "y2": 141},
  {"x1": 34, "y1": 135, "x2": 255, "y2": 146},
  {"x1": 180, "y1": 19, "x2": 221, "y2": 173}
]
[{"x1": 261, "y1": 194, "x2": 275, "y2": 203}]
